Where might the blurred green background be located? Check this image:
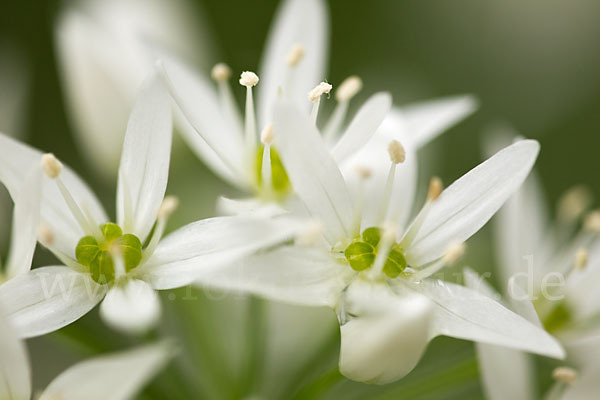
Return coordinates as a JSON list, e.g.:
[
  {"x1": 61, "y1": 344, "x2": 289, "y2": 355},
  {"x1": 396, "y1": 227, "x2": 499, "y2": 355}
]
[{"x1": 1, "y1": 0, "x2": 599, "y2": 398}]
